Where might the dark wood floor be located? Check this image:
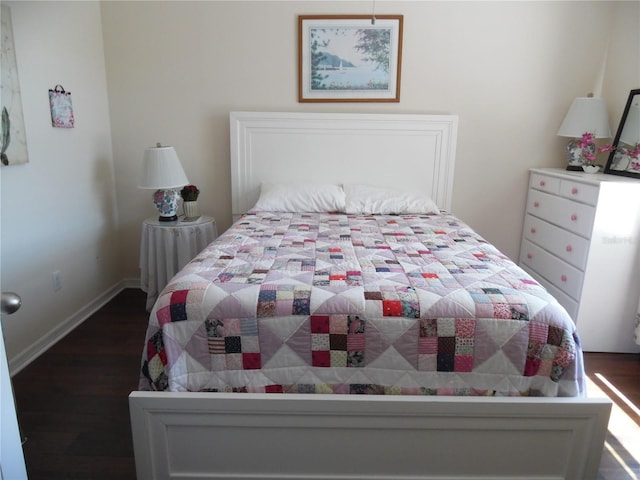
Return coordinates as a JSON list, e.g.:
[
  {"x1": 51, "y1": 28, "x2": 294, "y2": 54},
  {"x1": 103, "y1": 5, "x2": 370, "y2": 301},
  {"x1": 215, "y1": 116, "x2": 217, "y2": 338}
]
[
  {"x1": 10, "y1": 288, "x2": 640, "y2": 479},
  {"x1": 12, "y1": 288, "x2": 144, "y2": 480},
  {"x1": 586, "y1": 352, "x2": 640, "y2": 424}
]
